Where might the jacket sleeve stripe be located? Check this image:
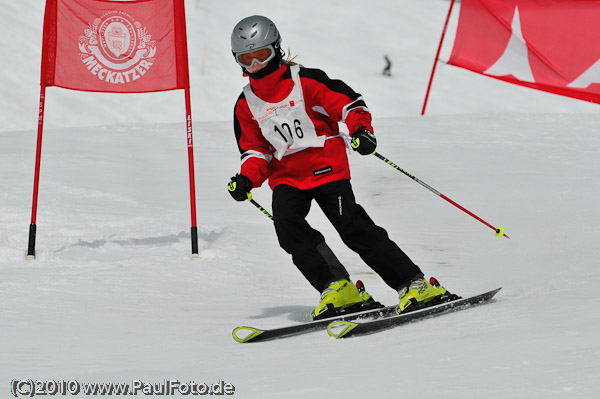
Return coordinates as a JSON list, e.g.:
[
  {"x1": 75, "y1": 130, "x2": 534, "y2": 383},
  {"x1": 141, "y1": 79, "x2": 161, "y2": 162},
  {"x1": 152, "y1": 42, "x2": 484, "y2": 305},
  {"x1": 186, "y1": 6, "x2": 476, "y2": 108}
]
[
  {"x1": 241, "y1": 150, "x2": 272, "y2": 165},
  {"x1": 342, "y1": 97, "x2": 369, "y2": 121}
]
